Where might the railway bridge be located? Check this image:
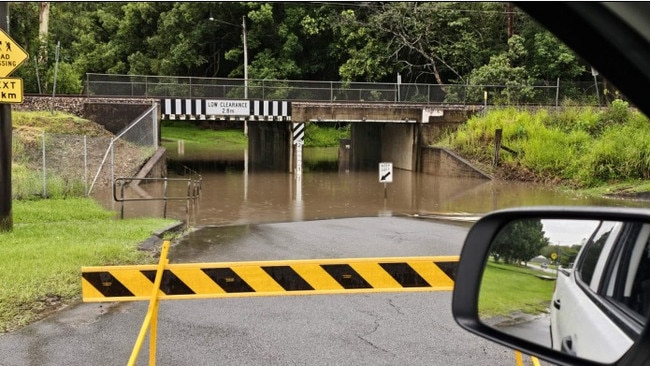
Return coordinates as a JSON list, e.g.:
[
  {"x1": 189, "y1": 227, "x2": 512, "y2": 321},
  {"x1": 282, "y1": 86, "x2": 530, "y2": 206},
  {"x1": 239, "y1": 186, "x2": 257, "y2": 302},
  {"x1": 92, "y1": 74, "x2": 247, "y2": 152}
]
[
  {"x1": 20, "y1": 74, "x2": 494, "y2": 177},
  {"x1": 160, "y1": 97, "x2": 483, "y2": 174}
]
